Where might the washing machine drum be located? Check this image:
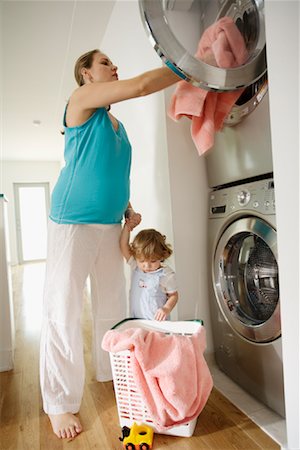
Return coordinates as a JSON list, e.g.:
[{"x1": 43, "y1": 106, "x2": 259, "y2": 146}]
[
  {"x1": 213, "y1": 216, "x2": 280, "y2": 343},
  {"x1": 139, "y1": 0, "x2": 267, "y2": 91}
]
